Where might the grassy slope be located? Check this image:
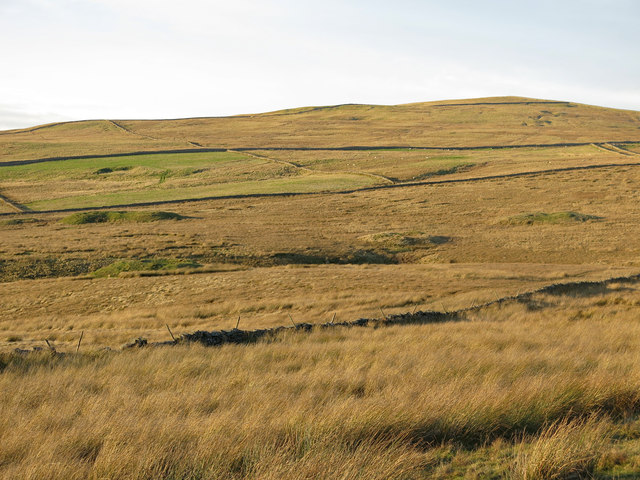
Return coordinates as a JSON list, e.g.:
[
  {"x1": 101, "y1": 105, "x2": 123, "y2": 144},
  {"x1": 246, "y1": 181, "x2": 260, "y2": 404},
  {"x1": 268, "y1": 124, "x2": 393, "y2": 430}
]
[
  {"x1": 3, "y1": 97, "x2": 640, "y2": 478},
  {"x1": 0, "y1": 150, "x2": 376, "y2": 210},
  {"x1": 4, "y1": 283, "x2": 640, "y2": 478},
  {"x1": 1, "y1": 97, "x2": 639, "y2": 163},
  {"x1": 1, "y1": 96, "x2": 637, "y2": 211}
]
